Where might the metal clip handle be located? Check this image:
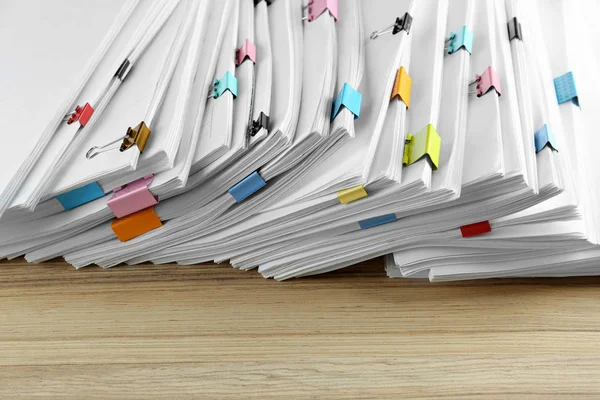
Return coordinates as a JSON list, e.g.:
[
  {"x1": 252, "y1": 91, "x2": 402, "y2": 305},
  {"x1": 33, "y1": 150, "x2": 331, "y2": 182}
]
[{"x1": 86, "y1": 135, "x2": 127, "y2": 159}]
